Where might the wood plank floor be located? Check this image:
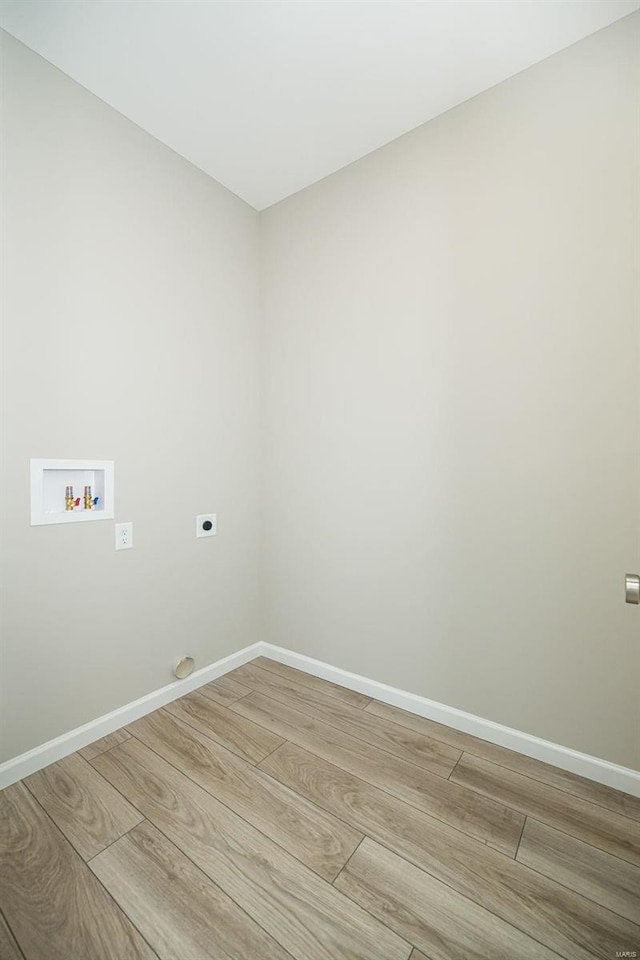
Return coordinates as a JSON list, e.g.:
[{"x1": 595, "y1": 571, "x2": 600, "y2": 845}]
[{"x1": 1, "y1": 658, "x2": 639, "y2": 960}]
